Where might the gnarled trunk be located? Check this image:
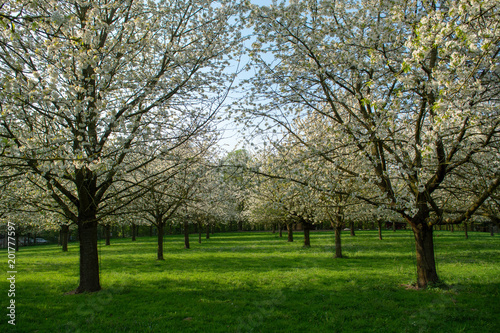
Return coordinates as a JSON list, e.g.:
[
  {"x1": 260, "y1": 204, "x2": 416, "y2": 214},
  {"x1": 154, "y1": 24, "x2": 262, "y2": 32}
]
[{"x1": 411, "y1": 222, "x2": 439, "y2": 288}]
